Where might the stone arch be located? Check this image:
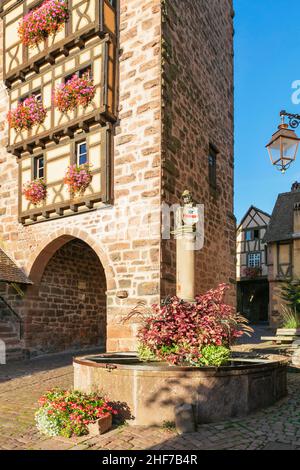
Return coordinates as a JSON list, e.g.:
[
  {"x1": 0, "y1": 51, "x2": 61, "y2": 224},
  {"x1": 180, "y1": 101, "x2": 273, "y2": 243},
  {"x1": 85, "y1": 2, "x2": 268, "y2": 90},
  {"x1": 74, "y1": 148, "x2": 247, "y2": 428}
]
[
  {"x1": 26, "y1": 227, "x2": 116, "y2": 290},
  {"x1": 22, "y1": 228, "x2": 116, "y2": 355}
]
